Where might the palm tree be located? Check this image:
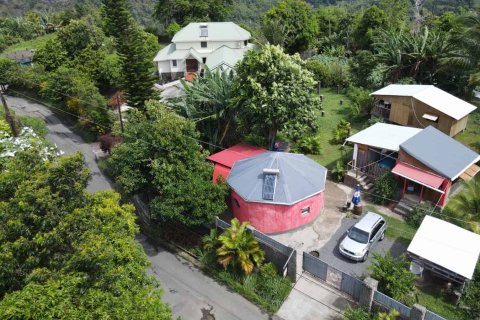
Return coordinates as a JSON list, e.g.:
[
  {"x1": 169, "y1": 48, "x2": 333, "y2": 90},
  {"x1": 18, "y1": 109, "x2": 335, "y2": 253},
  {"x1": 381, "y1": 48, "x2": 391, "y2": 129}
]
[
  {"x1": 445, "y1": 178, "x2": 480, "y2": 233},
  {"x1": 171, "y1": 67, "x2": 237, "y2": 151},
  {"x1": 216, "y1": 218, "x2": 264, "y2": 275}
]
